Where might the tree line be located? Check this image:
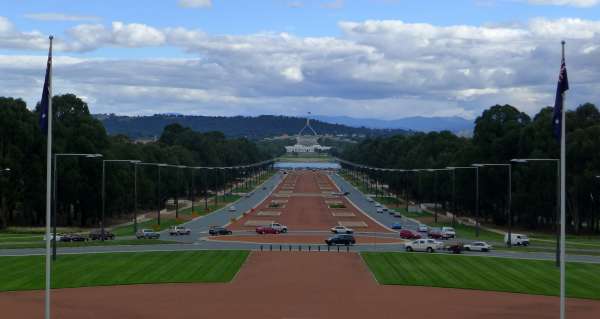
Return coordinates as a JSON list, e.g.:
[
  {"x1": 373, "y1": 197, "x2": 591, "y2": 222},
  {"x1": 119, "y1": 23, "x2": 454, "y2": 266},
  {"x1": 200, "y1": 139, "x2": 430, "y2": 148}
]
[
  {"x1": 0, "y1": 94, "x2": 273, "y2": 229},
  {"x1": 341, "y1": 104, "x2": 600, "y2": 234}
]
